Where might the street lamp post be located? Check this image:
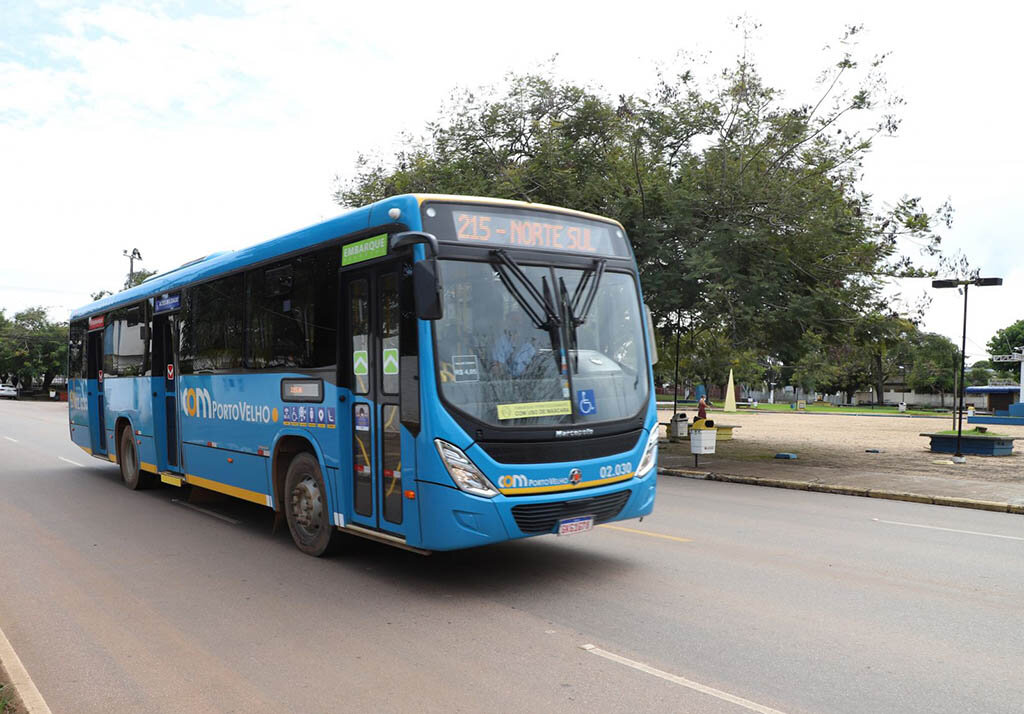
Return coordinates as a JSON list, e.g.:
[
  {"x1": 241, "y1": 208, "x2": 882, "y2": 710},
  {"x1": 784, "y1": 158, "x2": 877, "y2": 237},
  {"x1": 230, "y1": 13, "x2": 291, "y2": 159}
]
[
  {"x1": 123, "y1": 248, "x2": 142, "y2": 288},
  {"x1": 931, "y1": 276, "x2": 1003, "y2": 462}
]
